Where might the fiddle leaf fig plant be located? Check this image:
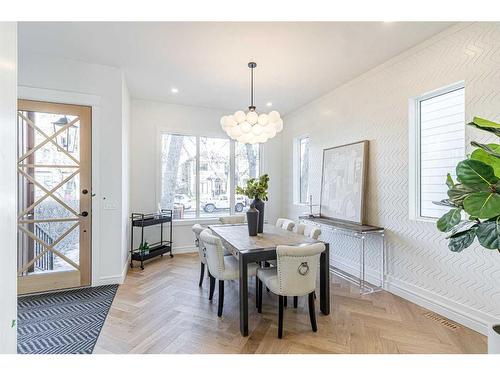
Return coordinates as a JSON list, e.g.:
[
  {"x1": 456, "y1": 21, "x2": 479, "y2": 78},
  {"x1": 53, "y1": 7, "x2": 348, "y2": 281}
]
[
  {"x1": 236, "y1": 174, "x2": 269, "y2": 201},
  {"x1": 435, "y1": 117, "x2": 500, "y2": 253}
]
